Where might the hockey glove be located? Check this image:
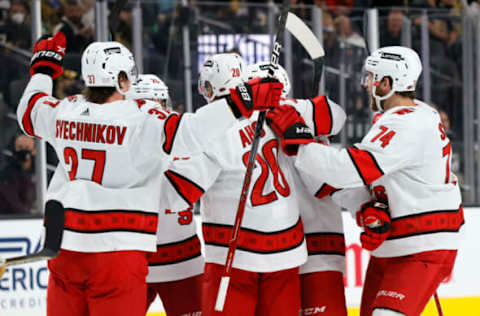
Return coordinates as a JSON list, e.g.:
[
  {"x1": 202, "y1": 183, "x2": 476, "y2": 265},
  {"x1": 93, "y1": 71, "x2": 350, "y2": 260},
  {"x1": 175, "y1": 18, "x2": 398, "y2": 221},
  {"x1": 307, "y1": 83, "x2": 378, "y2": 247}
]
[
  {"x1": 356, "y1": 201, "x2": 391, "y2": 251},
  {"x1": 30, "y1": 32, "x2": 66, "y2": 79},
  {"x1": 266, "y1": 105, "x2": 314, "y2": 156},
  {"x1": 227, "y1": 77, "x2": 283, "y2": 118}
]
